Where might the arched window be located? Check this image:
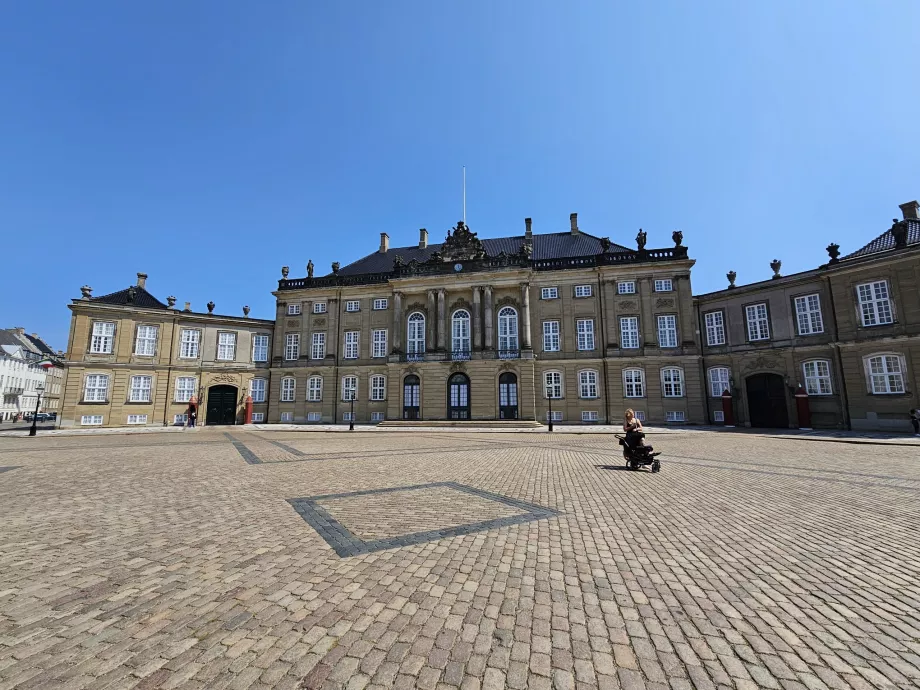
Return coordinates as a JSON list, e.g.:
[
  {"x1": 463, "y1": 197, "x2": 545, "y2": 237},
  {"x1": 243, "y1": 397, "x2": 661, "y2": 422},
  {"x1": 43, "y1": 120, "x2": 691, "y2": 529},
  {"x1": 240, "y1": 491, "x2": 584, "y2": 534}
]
[
  {"x1": 661, "y1": 368, "x2": 684, "y2": 398},
  {"x1": 407, "y1": 312, "x2": 425, "y2": 358},
  {"x1": 579, "y1": 370, "x2": 598, "y2": 399},
  {"x1": 498, "y1": 307, "x2": 519, "y2": 354},
  {"x1": 623, "y1": 369, "x2": 644, "y2": 398},
  {"x1": 452, "y1": 310, "x2": 471, "y2": 357},
  {"x1": 448, "y1": 373, "x2": 471, "y2": 419},
  {"x1": 864, "y1": 354, "x2": 905, "y2": 394},
  {"x1": 707, "y1": 367, "x2": 731, "y2": 398}
]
